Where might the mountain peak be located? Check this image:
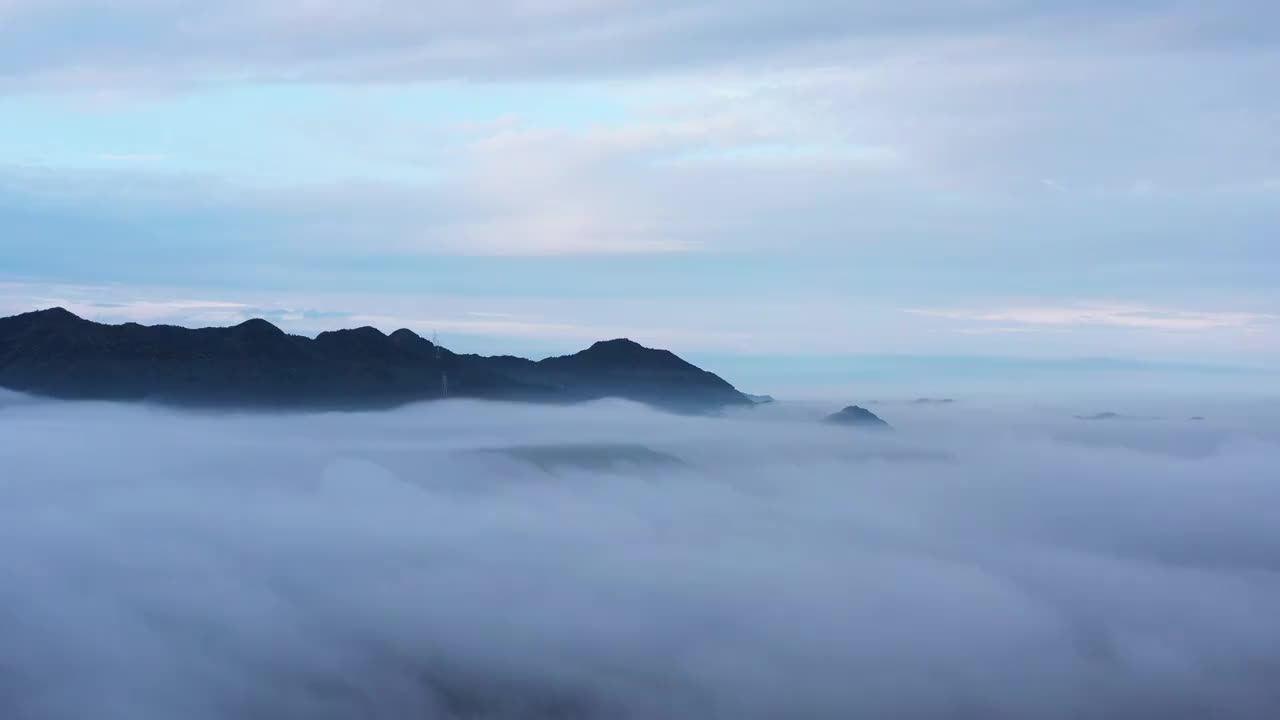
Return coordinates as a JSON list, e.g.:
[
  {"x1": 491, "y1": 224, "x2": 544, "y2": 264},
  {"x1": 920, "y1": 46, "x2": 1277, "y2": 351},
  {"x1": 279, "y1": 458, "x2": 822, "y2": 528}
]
[
  {"x1": 825, "y1": 405, "x2": 892, "y2": 430},
  {"x1": 388, "y1": 328, "x2": 437, "y2": 352},
  {"x1": 317, "y1": 326, "x2": 385, "y2": 341},
  {"x1": 28, "y1": 306, "x2": 84, "y2": 323},
  {"x1": 232, "y1": 318, "x2": 284, "y2": 335},
  {"x1": 515, "y1": 336, "x2": 751, "y2": 410},
  {"x1": 586, "y1": 338, "x2": 646, "y2": 351},
  {"x1": 389, "y1": 328, "x2": 422, "y2": 341},
  {"x1": 0, "y1": 306, "x2": 88, "y2": 333},
  {"x1": 554, "y1": 338, "x2": 690, "y2": 371},
  {"x1": 38, "y1": 306, "x2": 79, "y2": 317}
]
